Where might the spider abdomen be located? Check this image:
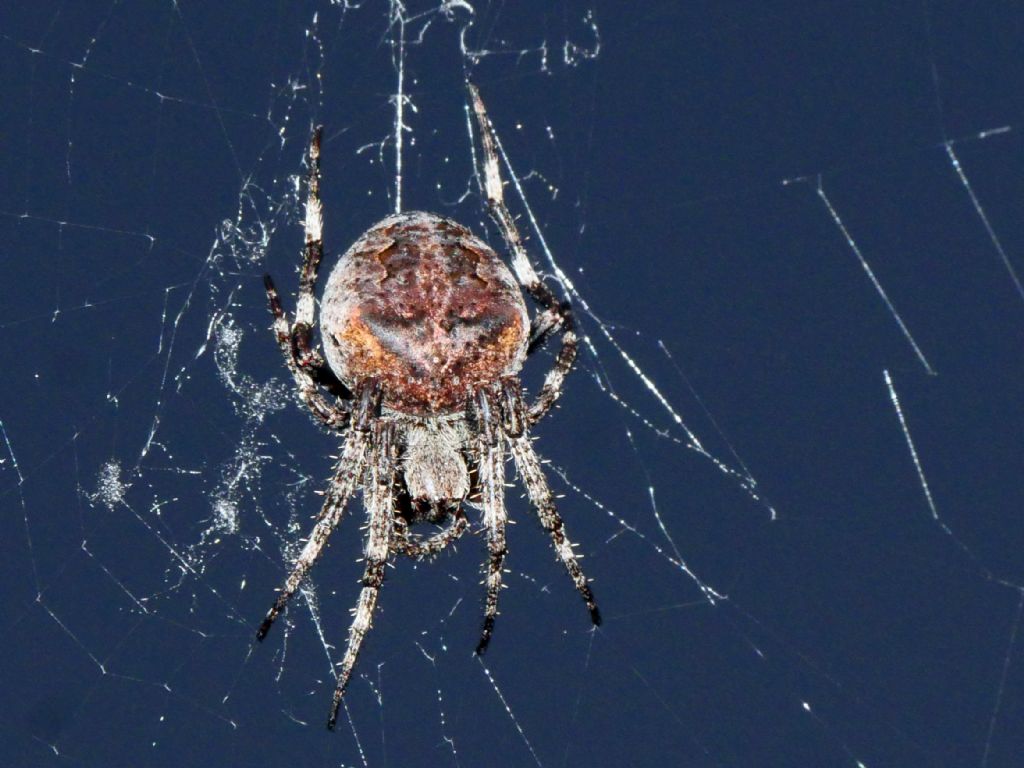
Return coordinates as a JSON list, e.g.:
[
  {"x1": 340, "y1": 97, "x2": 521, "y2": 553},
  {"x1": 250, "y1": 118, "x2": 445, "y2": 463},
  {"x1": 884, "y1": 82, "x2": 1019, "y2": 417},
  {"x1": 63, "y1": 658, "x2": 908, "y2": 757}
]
[{"x1": 320, "y1": 211, "x2": 529, "y2": 415}]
